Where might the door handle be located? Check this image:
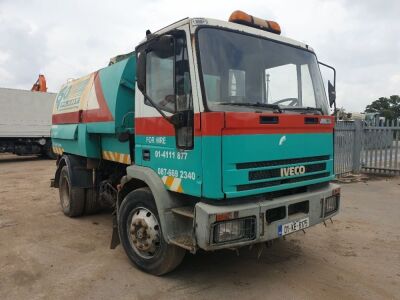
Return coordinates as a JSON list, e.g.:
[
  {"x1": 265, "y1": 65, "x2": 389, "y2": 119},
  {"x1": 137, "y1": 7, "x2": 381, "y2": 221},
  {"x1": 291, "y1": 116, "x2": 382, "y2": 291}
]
[{"x1": 142, "y1": 149, "x2": 150, "y2": 161}]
